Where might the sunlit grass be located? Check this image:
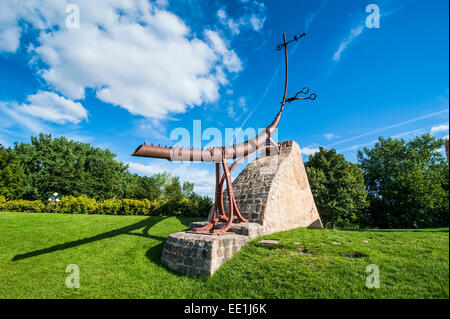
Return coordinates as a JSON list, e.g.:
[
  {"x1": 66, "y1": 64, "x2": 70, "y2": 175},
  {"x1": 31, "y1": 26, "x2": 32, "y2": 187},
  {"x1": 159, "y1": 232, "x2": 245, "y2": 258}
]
[{"x1": 0, "y1": 212, "x2": 448, "y2": 298}]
